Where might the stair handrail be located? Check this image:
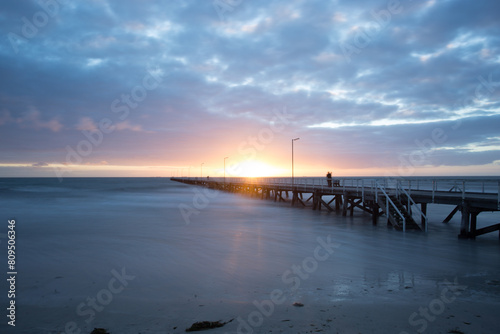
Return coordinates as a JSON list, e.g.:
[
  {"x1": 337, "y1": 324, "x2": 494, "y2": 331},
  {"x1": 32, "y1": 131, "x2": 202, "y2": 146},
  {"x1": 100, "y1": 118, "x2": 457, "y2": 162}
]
[
  {"x1": 397, "y1": 181, "x2": 428, "y2": 232},
  {"x1": 375, "y1": 181, "x2": 406, "y2": 231}
]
